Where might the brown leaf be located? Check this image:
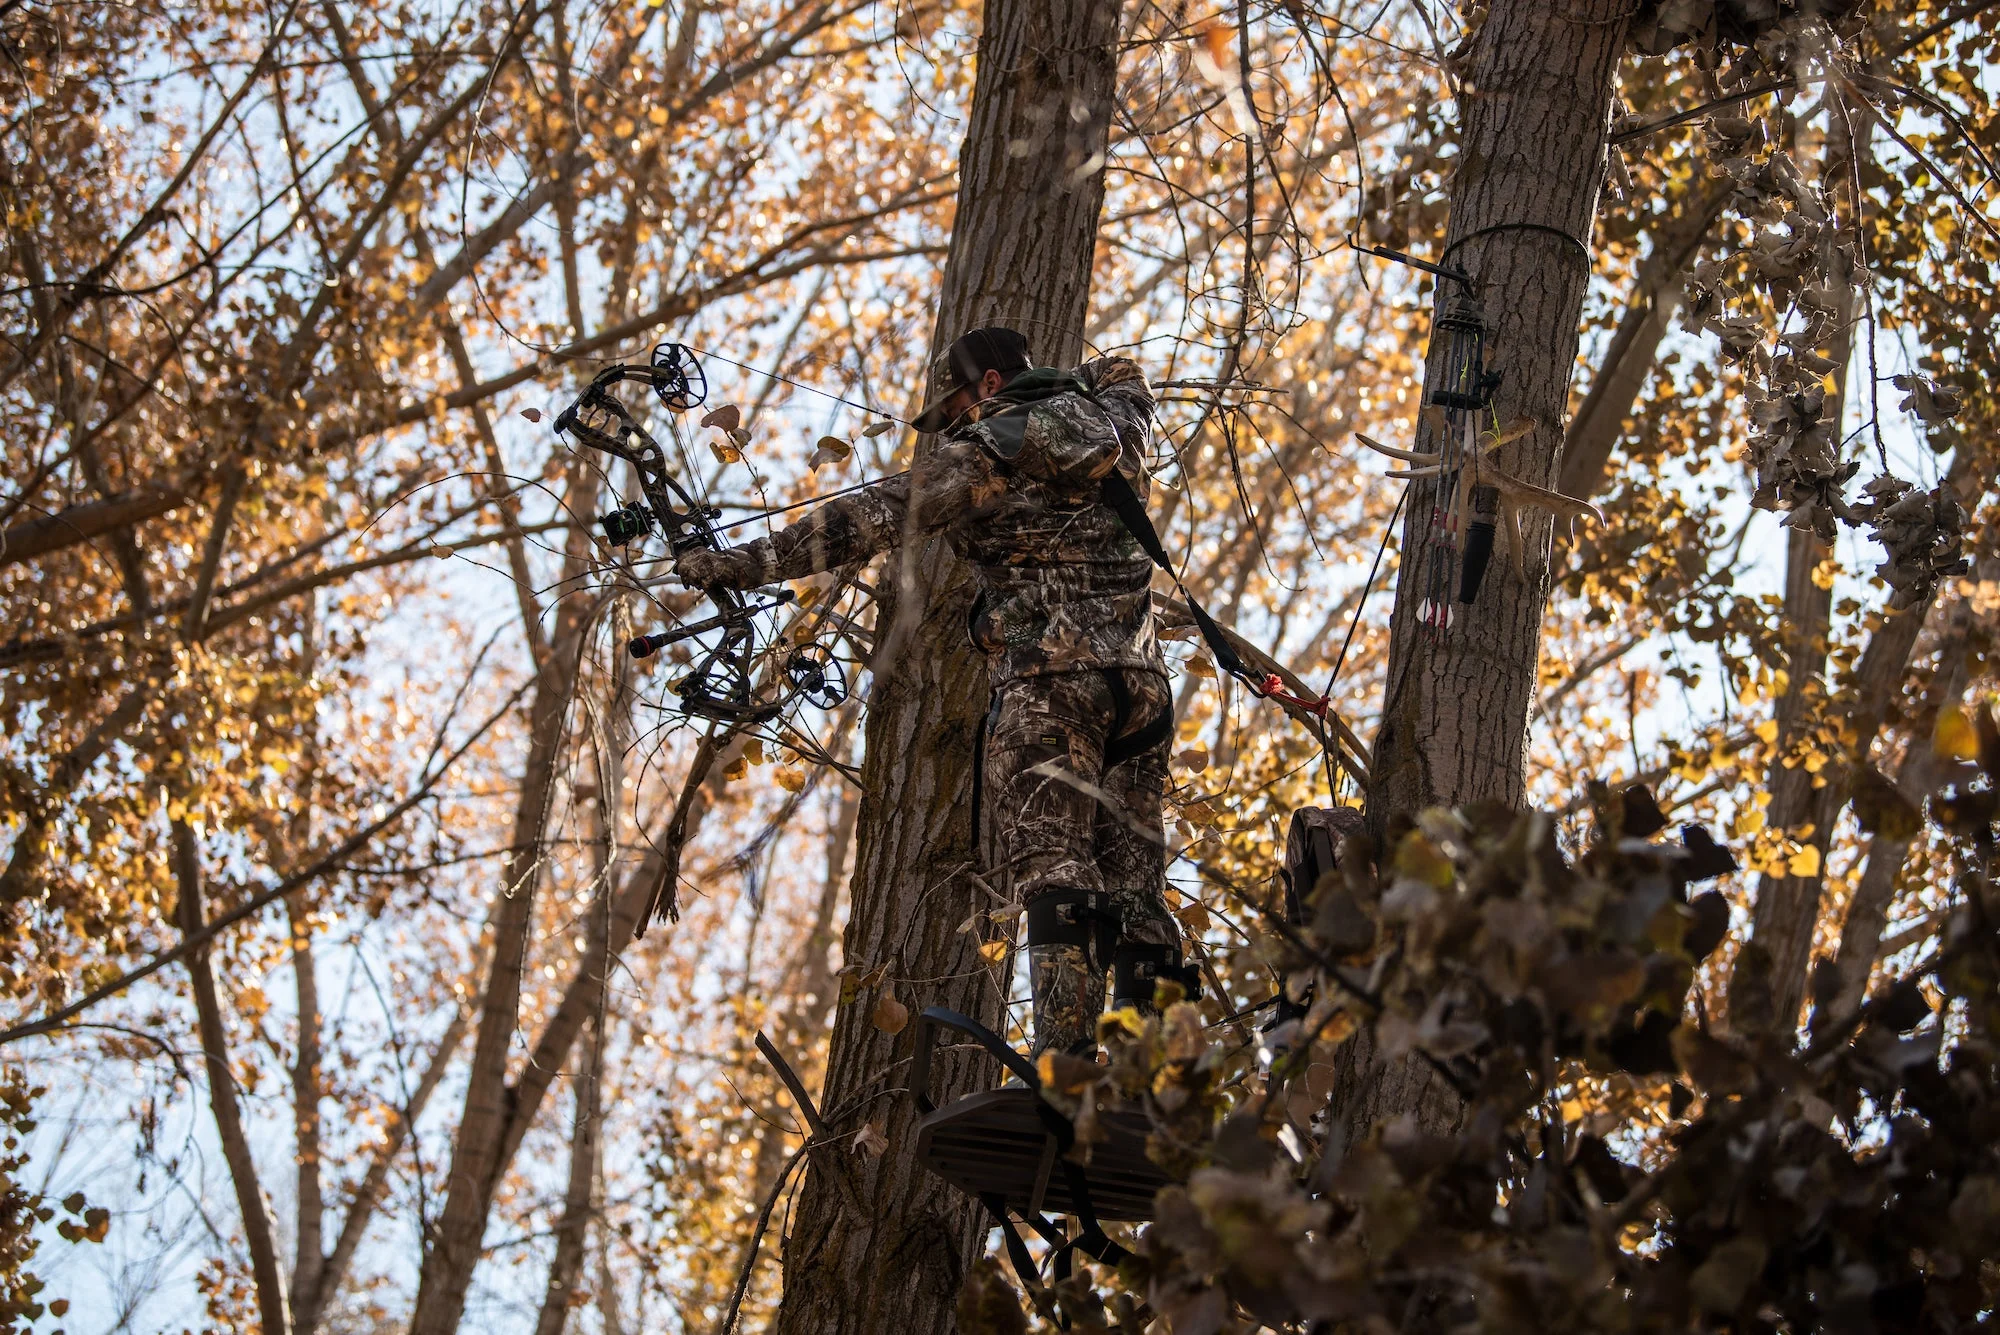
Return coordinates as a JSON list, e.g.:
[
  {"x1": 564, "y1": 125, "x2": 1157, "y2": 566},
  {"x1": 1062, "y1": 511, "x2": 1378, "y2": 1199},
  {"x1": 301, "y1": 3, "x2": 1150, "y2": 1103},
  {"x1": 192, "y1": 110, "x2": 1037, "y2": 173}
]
[
  {"x1": 700, "y1": 403, "x2": 741, "y2": 431},
  {"x1": 861, "y1": 420, "x2": 896, "y2": 438},
  {"x1": 955, "y1": 1258, "x2": 1028, "y2": 1335},
  {"x1": 1689, "y1": 1235, "x2": 1768, "y2": 1313},
  {"x1": 852, "y1": 1122, "x2": 889, "y2": 1157},
  {"x1": 871, "y1": 989, "x2": 909, "y2": 1035},
  {"x1": 519, "y1": 407, "x2": 543, "y2": 423}
]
